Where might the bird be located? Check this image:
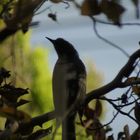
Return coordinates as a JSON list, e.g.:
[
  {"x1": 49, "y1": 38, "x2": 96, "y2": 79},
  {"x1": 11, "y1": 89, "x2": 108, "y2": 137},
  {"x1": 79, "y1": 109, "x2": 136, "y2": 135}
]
[{"x1": 46, "y1": 37, "x2": 86, "y2": 140}]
